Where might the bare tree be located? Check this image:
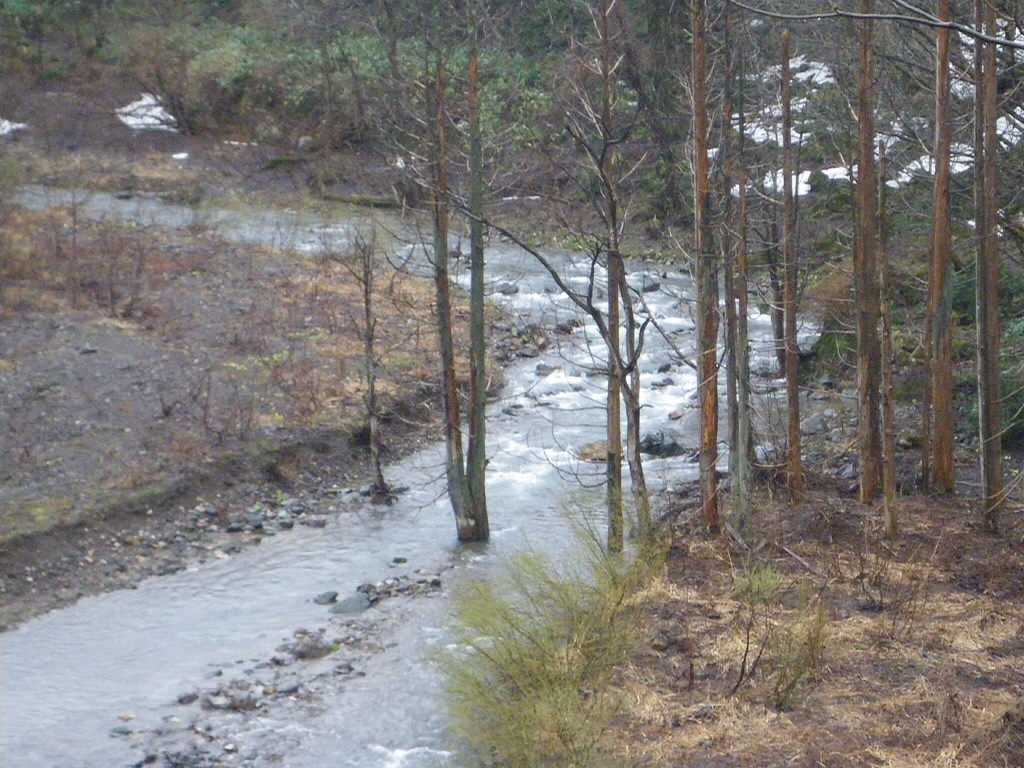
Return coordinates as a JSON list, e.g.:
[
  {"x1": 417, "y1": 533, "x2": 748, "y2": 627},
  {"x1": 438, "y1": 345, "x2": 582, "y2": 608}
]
[{"x1": 427, "y1": 52, "x2": 488, "y2": 542}]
